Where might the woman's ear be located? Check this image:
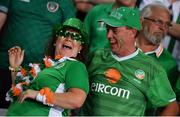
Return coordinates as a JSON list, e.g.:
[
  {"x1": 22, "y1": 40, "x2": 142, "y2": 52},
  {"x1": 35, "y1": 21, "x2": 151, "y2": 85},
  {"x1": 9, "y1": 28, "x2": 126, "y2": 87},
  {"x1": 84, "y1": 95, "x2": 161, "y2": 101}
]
[{"x1": 78, "y1": 45, "x2": 82, "y2": 53}]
